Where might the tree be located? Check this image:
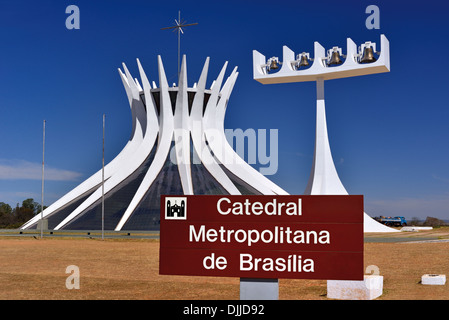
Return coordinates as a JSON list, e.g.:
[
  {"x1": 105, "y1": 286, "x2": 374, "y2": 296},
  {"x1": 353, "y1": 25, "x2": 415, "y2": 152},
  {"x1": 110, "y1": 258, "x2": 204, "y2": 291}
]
[
  {"x1": 21, "y1": 198, "x2": 41, "y2": 215},
  {"x1": 0, "y1": 198, "x2": 48, "y2": 228},
  {"x1": 0, "y1": 202, "x2": 13, "y2": 228},
  {"x1": 409, "y1": 217, "x2": 422, "y2": 226},
  {"x1": 13, "y1": 206, "x2": 34, "y2": 225},
  {"x1": 0, "y1": 202, "x2": 12, "y2": 215},
  {"x1": 423, "y1": 216, "x2": 446, "y2": 227}
]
